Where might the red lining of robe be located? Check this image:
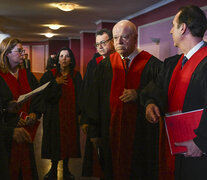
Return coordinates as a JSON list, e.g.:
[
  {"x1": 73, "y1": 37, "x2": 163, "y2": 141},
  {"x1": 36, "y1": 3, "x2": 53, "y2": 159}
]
[
  {"x1": 51, "y1": 69, "x2": 79, "y2": 159},
  {"x1": 109, "y1": 51, "x2": 152, "y2": 180},
  {"x1": 159, "y1": 46, "x2": 207, "y2": 180},
  {"x1": 0, "y1": 69, "x2": 33, "y2": 180},
  {"x1": 96, "y1": 56, "x2": 103, "y2": 64}
]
